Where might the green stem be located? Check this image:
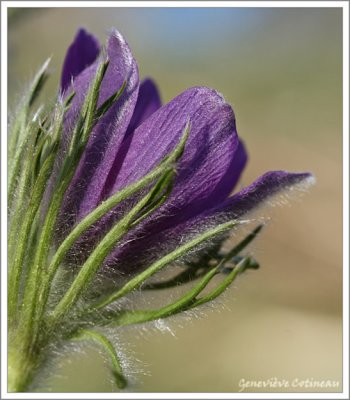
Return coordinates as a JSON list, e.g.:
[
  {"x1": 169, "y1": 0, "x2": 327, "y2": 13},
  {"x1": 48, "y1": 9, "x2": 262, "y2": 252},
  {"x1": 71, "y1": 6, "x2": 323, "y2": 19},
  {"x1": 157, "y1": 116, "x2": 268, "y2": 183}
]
[
  {"x1": 8, "y1": 59, "x2": 50, "y2": 193},
  {"x1": 8, "y1": 341, "x2": 40, "y2": 392},
  {"x1": 8, "y1": 134, "x2": 31, "y2": 208},
  {"x1": 142, "y1": 224, "x2": 263, "y2": 290},
  {"x1": 96, "y1": 254, "x2": 251, "y2": 328},
  {"x1": 8, "y1": 151, "x2": 57, "y2": 322},
  {"x1": 70, "y1": 329, "x2": 127, "y2": 389},
  {"x1": 66, "y1": 61, "x2": 110, "y2": 159},
  {"x1": 7, "y1": 322, "x2": 50, "y2": 393},
  {"x1": 189, "y1": 257, "x2": 250, "y2": 308},
  {"x1": 112, "y1": 266, "x2": 219, "y2": 326},
  {"x1": 8, "y1": 123, "x2": 37, "y2": 246},
  {"x1": 48, "y1": 169, "x2": 174, "y2": 326},
  {"x1": 93, "y1": 220, "x2": 239, "y2": 310}
]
